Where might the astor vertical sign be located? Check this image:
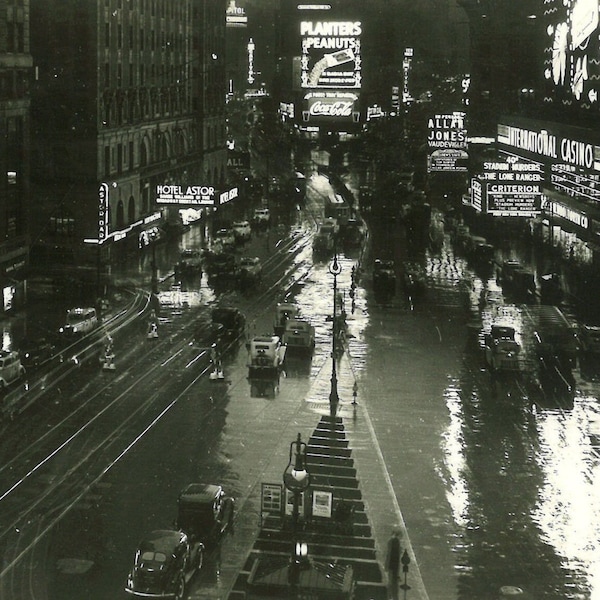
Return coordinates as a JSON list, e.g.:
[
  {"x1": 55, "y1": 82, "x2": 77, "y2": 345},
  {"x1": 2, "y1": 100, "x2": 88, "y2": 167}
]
[
  {"x1": 98, "y1": 183, "x2": 109, "y2": 243},
  {"x1": 300, "y1": 21, "x2": 362, "y2": 89}
]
